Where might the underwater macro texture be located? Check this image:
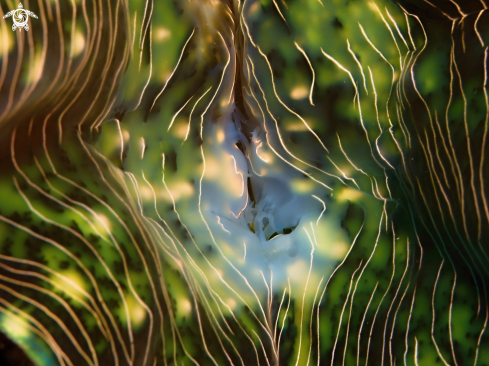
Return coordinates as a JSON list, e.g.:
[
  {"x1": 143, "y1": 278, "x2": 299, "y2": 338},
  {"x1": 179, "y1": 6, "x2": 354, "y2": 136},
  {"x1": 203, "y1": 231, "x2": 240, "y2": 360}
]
[{"x1": 0, "y1": 0, "x2": 489, "y2": 364}]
